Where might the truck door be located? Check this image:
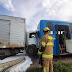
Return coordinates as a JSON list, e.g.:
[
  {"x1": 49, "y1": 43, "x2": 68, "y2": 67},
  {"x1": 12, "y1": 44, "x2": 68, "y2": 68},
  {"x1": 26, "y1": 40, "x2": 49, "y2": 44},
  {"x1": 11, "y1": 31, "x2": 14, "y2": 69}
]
[
  {"x1": 28, "y1": 32, "x2": 38, "y2": 46},
  {"x1": 55, "y1": 25, "x2": 60, "y2": 55}
]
